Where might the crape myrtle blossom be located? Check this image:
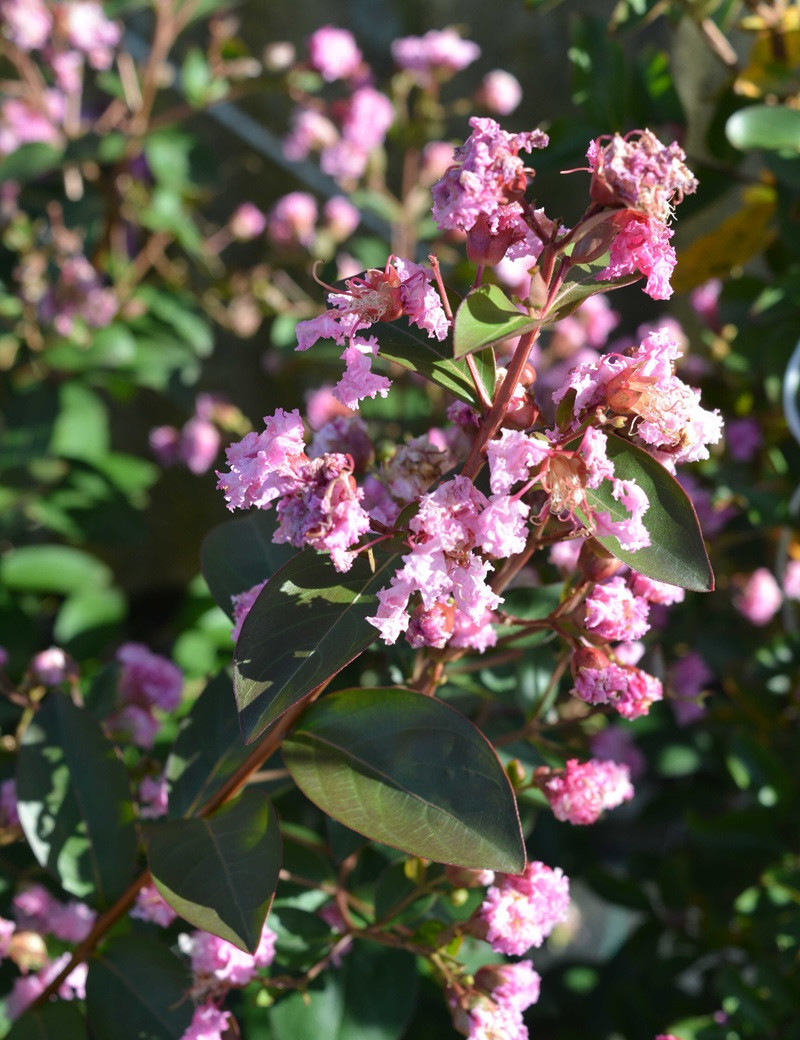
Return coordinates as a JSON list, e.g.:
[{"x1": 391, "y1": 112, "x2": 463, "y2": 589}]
[
  {"x1": 449, "y1": 960, "x2": 542, "y2": 1040},
  {"x1": 553, "y1": 328, "x2": 723, "y2": 470},
  {"x1": 571, "y1": 646, "x2": 663, "y2": 719},
  {"x1": 485, "y1": 426, "x2": 651, "y2": 551},
  {"x1": 479, "y1": 861, "x2": 570, "y2": 955},
  {"x1": 179, "y1": 921, "x2": 277, "y2": 990},
  {"x1": 5, "y1": 954, "x2": 86, "y2": 1020},
  {"x1": 583, "y1": 576, "x2": 651, "y2": 643},
  {"x1": 180, "y1": 1004, "x2": 231, "y2": 1040},
  {"x1": 733, "y1": 567, "x2": 783, "y2": 626},
  {"x1": 392, "y1": 28, "x2": 481, "y2": 83},
  {"x1": 543, "y1": 758, "x2": 634, "y2": 825},
  {"x1": 217, "y1": 408, "x2": 371, "y2": 572},
  {"x1": 307, "y1": 26, "x2": 362, "y2": 82}
]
